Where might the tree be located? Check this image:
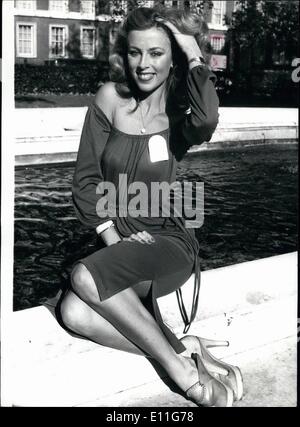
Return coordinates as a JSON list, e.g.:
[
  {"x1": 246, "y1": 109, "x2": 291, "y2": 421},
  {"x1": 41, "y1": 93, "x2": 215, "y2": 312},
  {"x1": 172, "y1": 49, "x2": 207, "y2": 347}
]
[
  {"x1": 188, "y1": 0, "x2": 213, "y2": 18},
  {"x1": 261, "y1": 0, "x2": 299, "y2": 64},
  {"x1": 96, "y1": 0, "x2": 214, "y2": 21},
  {"x1": 96, "y1": 0, "x2": 164, "y2": 21},
  {"x1": 227, "y1": 0, "x2": 299, "y2": 70}
]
